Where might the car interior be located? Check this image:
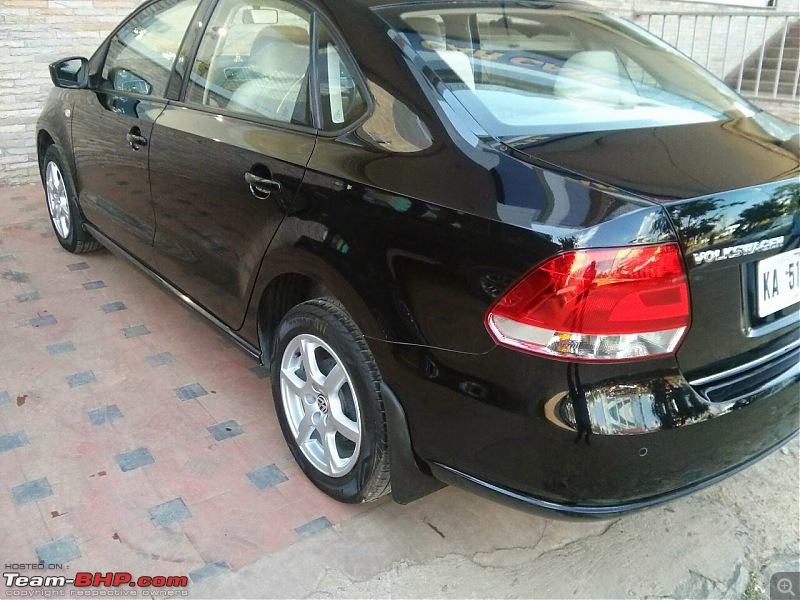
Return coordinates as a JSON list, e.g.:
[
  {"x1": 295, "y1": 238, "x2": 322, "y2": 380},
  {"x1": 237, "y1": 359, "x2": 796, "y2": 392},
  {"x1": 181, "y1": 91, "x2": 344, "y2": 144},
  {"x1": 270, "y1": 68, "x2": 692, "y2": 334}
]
[
  {"x1": 399, "y1": 12, "x2": 630, "y2": 101},
  {"x1": 184, "y1": 2, "x2": 365, "y2": 128},
  {"x1": 392, "y1": 9, "x2": 734, "y2": 136},
  {"x1": 224, "y1": 26, "x2": 310, "y2": 122},
  {"x1": 187, "y1": 5, "x2": 312, "y2": 123}
]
